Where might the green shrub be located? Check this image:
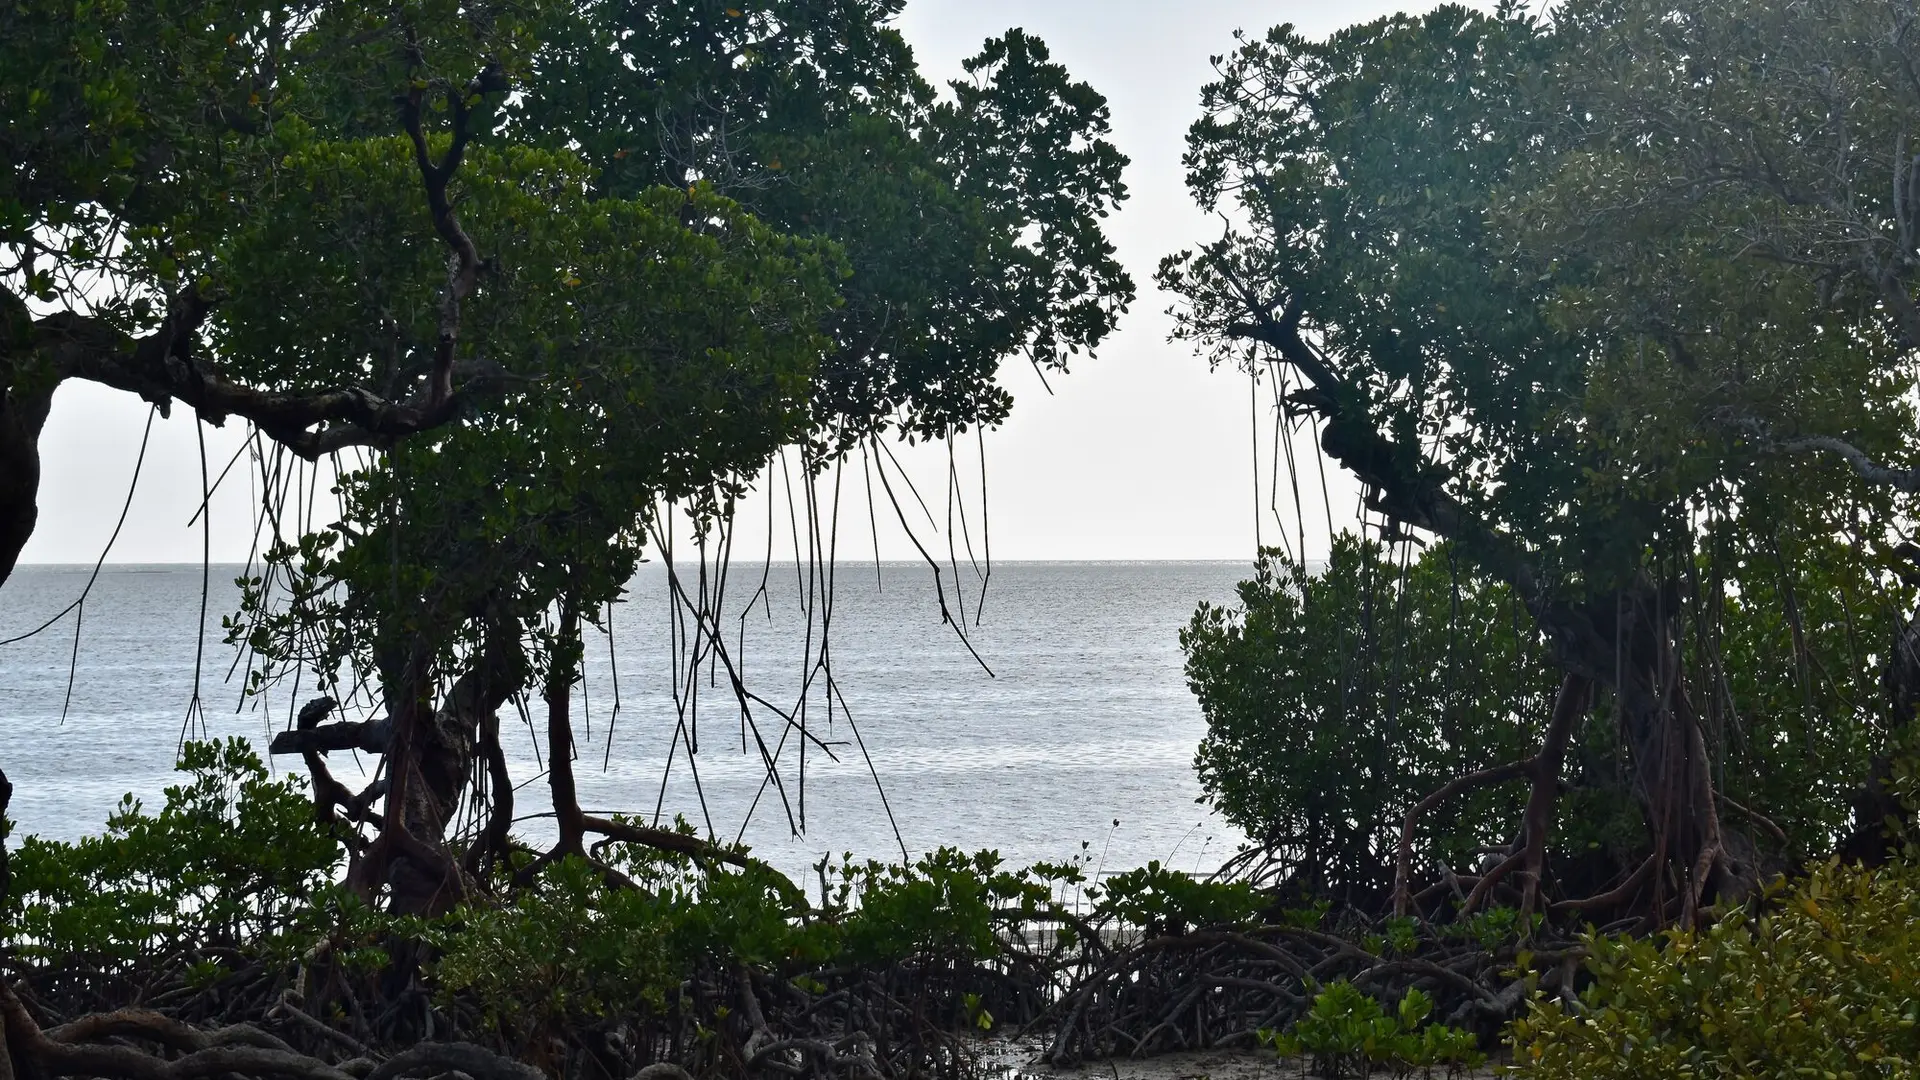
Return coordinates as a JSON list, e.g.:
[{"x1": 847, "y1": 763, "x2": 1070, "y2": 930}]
[
  {"x1": 832, "y1": 847, "x2": 1059, "y2": 964},
  {"x1": 3, "y1": 738, "x2": 341, "y2": 974},
  {"x1": 1183, "y1": 538, "x2": 1560, "y2": 897},
  {"x1": 1090, "y1": 859, "x2": 1266, "y2": 931},
  {"x1": 425, "y1": 855, "x2": 741, "y2": 1041},
  {"x1": 1510, "y1": 860, "x2": 1920, "y2": 1078},
  {"x1": 1441, "y1": 905, "x2": 1542, "y2": 952},
  {"x1": 1263, "y1": 981, "x2": 1484, "y2": 1078},
  {"x1": 420, "y1": 844, "x2": 1080, "y2": 1047},
  {"x1": 1186, "y1": 535, "x2": 1895, "y2": 902}
]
